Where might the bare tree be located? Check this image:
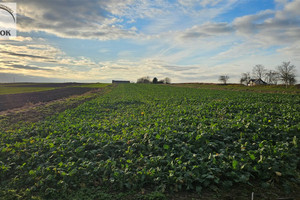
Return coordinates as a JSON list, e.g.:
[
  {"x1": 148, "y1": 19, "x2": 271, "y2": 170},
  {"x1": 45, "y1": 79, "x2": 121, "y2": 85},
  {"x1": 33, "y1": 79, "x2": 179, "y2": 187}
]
[
  {"x1": 164, "y1": 77, "x2": 171, "y2": 84},
  {"x1": 137, "y1": 76, "x2": 151, "y2": 83},
  {"x1": 288, "y1": 76, "x2": 296, "y2": 85},
  {"x1": 277, "y1": 62, "x2": 297, "y2": 86},
  {"x1": 252, "y1": 64, "x2": 266, "y2": 80},
  {"x1": 240, "y1": 72, "x2": 251, "y2": 85},
  {"x1": 265, "y1": 70, "x2": 280, "y2": 85},
  {"x1": 219, "y1": 75, "x2": 229, "y2": 85}
]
